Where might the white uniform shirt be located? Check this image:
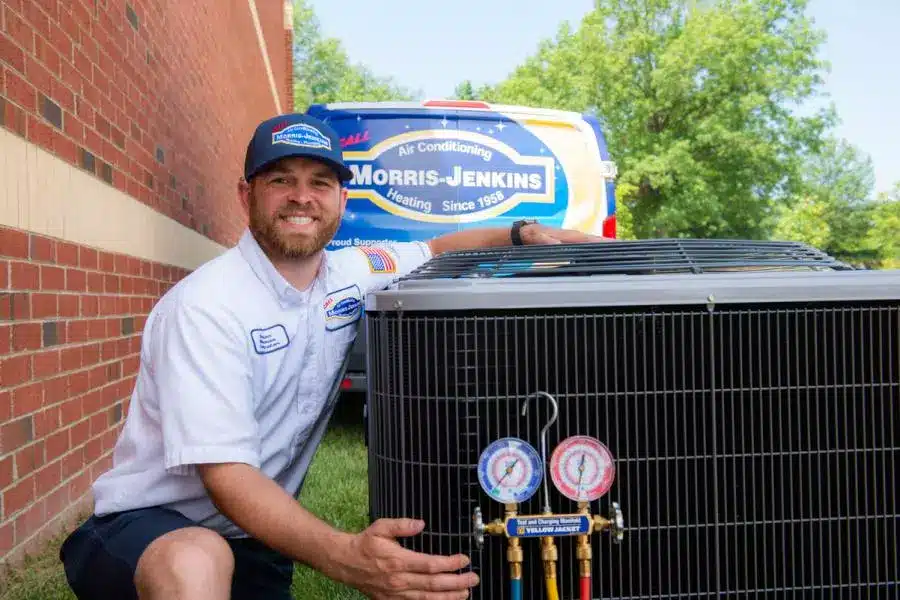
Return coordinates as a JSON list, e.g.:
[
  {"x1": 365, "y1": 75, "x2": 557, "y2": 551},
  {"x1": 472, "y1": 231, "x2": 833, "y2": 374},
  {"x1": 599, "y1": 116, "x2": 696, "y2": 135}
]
[{"x1": 91, "y1": 229, "x2": 432, "y2": 537}]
